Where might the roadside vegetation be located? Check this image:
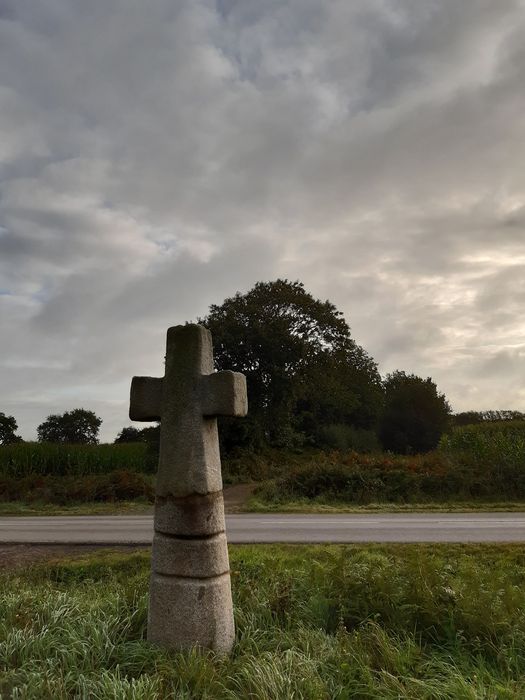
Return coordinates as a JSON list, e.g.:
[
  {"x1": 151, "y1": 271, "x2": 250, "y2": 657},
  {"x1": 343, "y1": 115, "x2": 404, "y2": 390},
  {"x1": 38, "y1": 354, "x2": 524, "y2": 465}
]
[
  {"x1": 3, "y1": 421, "x2": 525, "y2": 512},
  {"x1": 2, "y1": 281, "x2": 524, "y2": 513},
  {"x1": 2, "y1": 544, "x2": 525, "y2": 698},
  {"x1": 254, "y1": 421, "x2": 525, "y2": 509},
  {"x1": 0, "y1": 443, "x2": 154, "y2": 512}
]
